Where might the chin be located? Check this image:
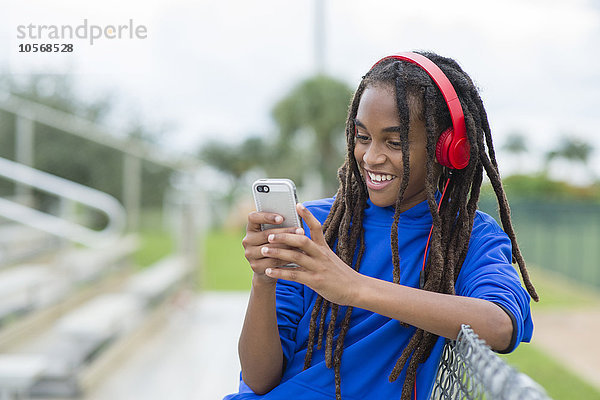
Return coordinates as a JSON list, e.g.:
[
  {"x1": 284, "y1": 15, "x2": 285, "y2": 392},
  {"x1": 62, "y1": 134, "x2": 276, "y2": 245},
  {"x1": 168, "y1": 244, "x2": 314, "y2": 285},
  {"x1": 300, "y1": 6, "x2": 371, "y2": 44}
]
[{"x1": 367, "y1": 194, "x2": 396, "y2": 208}]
